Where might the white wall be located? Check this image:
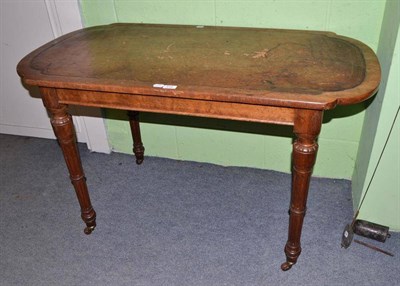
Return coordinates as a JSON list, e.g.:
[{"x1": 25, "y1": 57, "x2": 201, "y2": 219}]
[{"x1": 0, "y1": 0, "x2": 110, "y2": 153}]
